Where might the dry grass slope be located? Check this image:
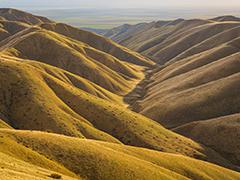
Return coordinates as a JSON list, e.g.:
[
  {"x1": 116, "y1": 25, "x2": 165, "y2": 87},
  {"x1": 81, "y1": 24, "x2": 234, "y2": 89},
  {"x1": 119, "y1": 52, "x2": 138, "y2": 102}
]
[
  {"x1": 0, "y1": 55, "x2": 234, "y2": 169},
  {"x1": 175, "y1": 113, "x2": 240, "y2": 167},
  {"x1": 0, "y1": 129, "x2": 239, "y2": 180},
  {"x1": 112, "y1": 16, "x2": 240, "y2": 169},
  {"x1": 0, "y1": 8, "x2": 239, "y2": 177}
]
